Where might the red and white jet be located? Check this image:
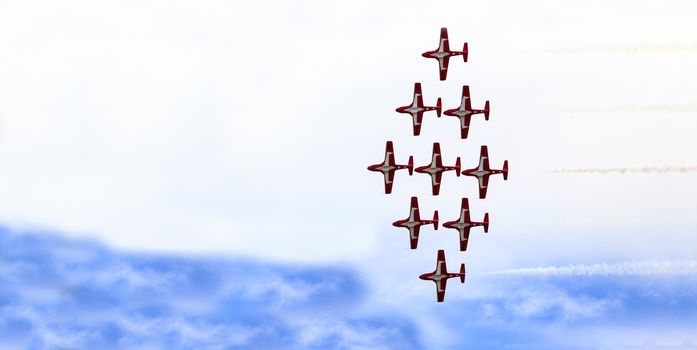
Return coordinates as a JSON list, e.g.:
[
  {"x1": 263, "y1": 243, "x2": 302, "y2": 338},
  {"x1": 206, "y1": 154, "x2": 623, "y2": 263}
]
[
  {"x1": 419, "y1": 249, "x2": 465, "y2": 302},
  {"x1": 443, "y1": 198, "x2": 489, "y2": 251},
  {"x1": 422, "y1": 27, "x2": 468, "y2": 81},
  {"x1": 392, "y1": 197, "x2": 438, "y2": 249},
  {"x1": 367, "y1": 141, "x2": 414, "y2": 194},
  {"x1": 415, "y1": 142, "x2": 461, "y2": 196},
  {"x1": 395, "y1": 83, "x2": 442, "y2": 136},
  {"x1": 443, "y1": 85, "x2": 490, "y2": 139},
  {"x1": 461, "y1": 145, "x2": 508, "y2": 199}
]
